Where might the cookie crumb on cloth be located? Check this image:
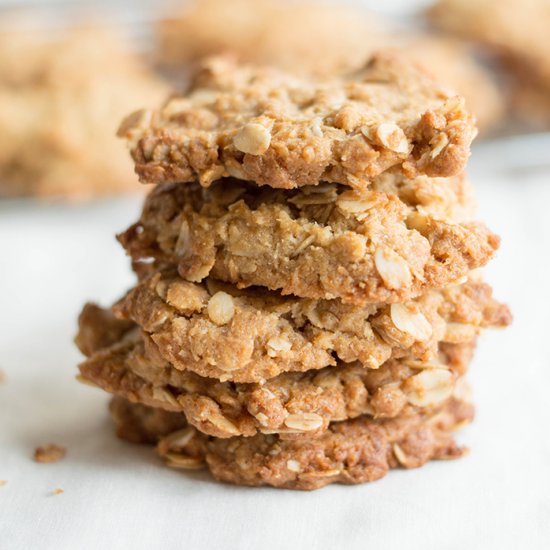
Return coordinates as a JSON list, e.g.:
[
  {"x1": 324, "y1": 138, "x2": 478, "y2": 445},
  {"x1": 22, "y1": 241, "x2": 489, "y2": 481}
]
[{"x1": 33, "y1": 444, "x2": 66, "y2": 464}]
